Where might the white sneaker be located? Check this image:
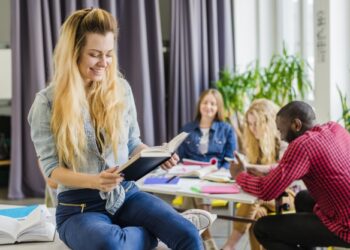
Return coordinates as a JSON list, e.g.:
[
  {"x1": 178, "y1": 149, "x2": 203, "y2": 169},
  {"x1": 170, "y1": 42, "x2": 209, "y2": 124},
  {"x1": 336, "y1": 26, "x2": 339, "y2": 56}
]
[{"x1": 181, "y1": 209, "x2": 217, "y2": 232}]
